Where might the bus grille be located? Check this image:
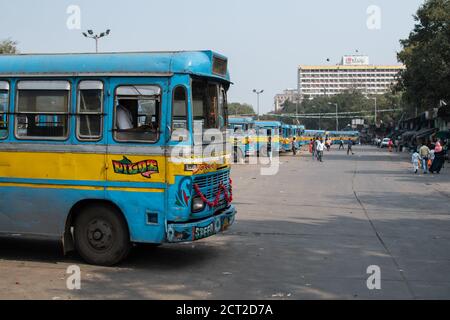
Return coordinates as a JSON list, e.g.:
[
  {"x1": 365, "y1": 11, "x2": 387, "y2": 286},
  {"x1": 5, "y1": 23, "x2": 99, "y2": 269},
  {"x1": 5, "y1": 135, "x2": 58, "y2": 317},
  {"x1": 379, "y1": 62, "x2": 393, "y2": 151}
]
[{"x1": 193, "y1": 170, "x2": 230, "y2": 210}]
